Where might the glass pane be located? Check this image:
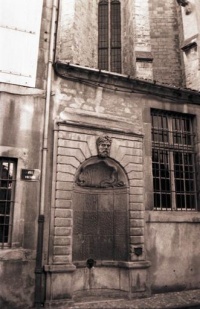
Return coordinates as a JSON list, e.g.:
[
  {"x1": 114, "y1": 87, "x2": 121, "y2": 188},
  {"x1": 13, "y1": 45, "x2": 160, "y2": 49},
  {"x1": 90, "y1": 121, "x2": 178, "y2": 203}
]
[
  {"x1": 174, "y1": 152, "x2": 196, "y2": 210},
  {"x1": 152, "y1": 148, "x2": 171, "y2": 209},
  {"x1": 151, "y1": 114, "x2": 168, "y2": 143},
  {"x1": 0, "y1": 215, "x2": 9, "y2": 243},
  {"x1": 172, "y1": 116, "x2": 193, "y2": 145}
]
